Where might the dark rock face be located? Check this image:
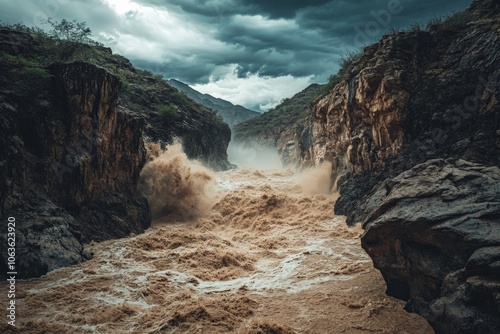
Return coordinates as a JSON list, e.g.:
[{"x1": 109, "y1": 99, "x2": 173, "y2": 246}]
[
  {"x1": 330, "y1": 20, "x2": 500, "y2": 224},
  {"x1": 0, "y1": 60, "x2": 151, "y2": 278},
  {"x1": 286, "y1": 1, "x2": 499, "y2": 223},
  {"x1": 133, "y1": 86, "x2": 233, "y2": 171},
  {"x1": 0, "y1": 201, "x2": 91, "y2": 279},
  {"x1": 48, "y1": 62, "x2": 146, "y2": 207},
  {"x1": 361, "y1": 159, "x2": 500, "y2": 334}
]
